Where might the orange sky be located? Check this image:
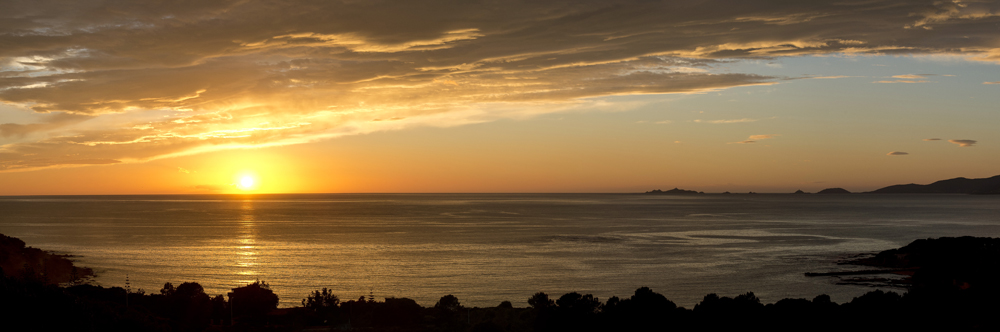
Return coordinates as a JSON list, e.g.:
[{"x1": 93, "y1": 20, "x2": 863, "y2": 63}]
[{"x1": 2, "y1": 1, "x2": 999, "y2": 194}]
